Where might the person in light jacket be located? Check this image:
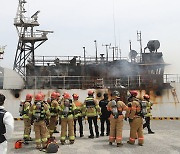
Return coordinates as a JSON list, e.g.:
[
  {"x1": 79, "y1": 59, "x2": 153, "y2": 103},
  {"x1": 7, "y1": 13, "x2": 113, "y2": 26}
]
[{"x1": 0, "y1": 93, "x2": 14, "y2": 154}]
